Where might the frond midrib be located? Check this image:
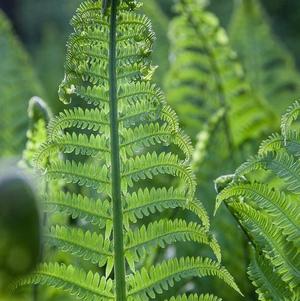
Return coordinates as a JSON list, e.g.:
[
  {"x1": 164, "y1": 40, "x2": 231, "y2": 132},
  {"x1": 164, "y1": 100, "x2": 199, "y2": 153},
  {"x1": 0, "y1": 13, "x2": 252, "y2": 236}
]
[{"x1": 108, "y1": 1, "x2": 127, "y2": 300}]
